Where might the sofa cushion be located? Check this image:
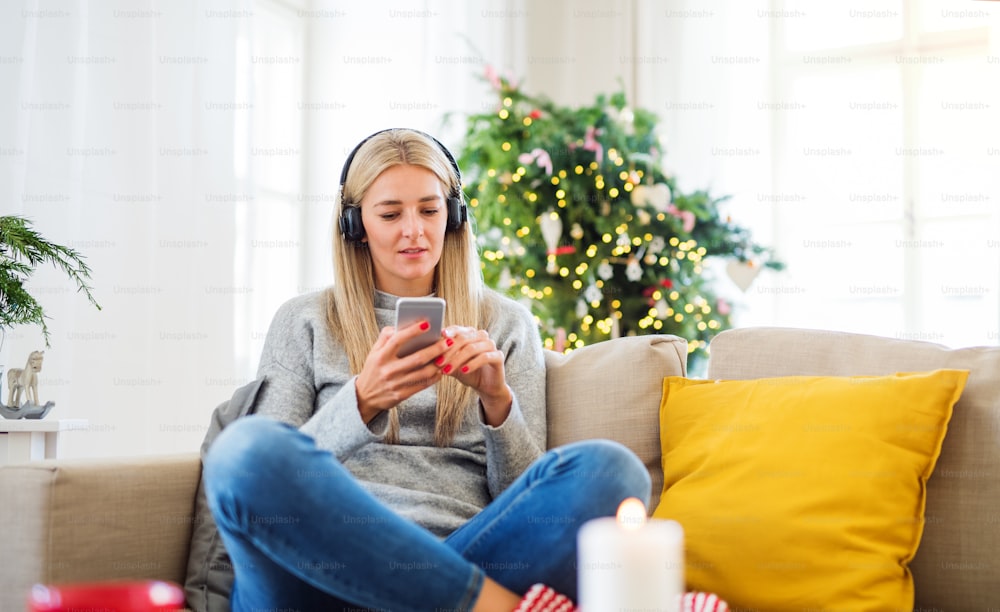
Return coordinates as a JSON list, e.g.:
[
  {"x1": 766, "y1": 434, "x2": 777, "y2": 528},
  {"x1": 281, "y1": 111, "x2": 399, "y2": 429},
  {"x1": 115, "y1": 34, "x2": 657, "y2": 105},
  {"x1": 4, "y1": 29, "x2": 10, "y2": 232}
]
[
  {"x1": 706, "y1": 327, "x2": 1000, "y2": 610},
  {"x1": 545, "y1": 334, "x2": 688, "y2": 511},
  {"x1": 653, "y1": 370, "x2": 967, "y2": 611}
]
